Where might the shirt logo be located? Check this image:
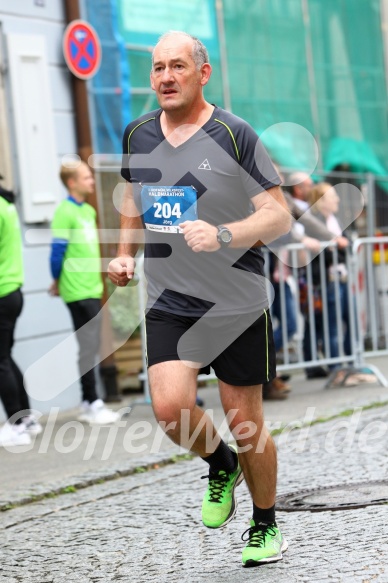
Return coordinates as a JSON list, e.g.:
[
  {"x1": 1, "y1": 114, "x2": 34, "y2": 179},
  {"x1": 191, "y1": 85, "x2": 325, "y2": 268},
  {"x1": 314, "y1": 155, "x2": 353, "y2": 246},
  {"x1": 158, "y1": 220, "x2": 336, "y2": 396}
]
[
  {"x1": 80, "y1": 218, "x2": 98, "y2": 242},
  {"x1": 198, "y1": 159, "x2": 211, "y2": 170}
]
